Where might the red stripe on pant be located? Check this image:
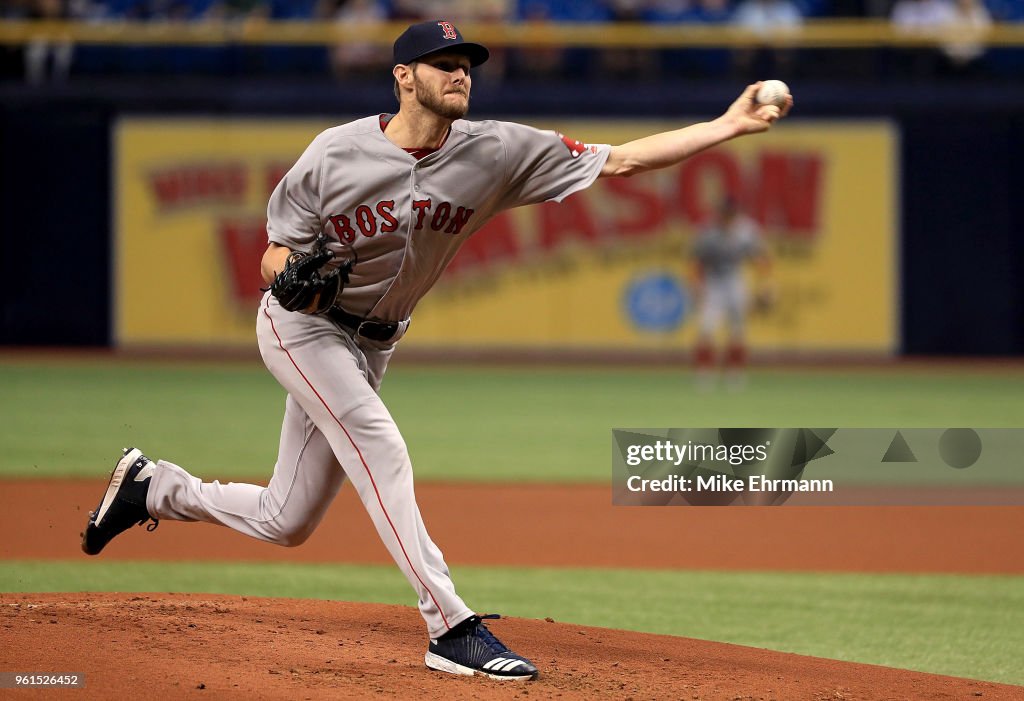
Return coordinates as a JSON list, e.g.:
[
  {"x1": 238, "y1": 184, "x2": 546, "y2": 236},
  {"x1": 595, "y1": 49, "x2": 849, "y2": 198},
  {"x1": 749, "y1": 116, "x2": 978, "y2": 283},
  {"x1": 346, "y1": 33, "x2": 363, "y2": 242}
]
[{"x1": 263, "y1": 299, "x2": 451, "y2": 630}]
